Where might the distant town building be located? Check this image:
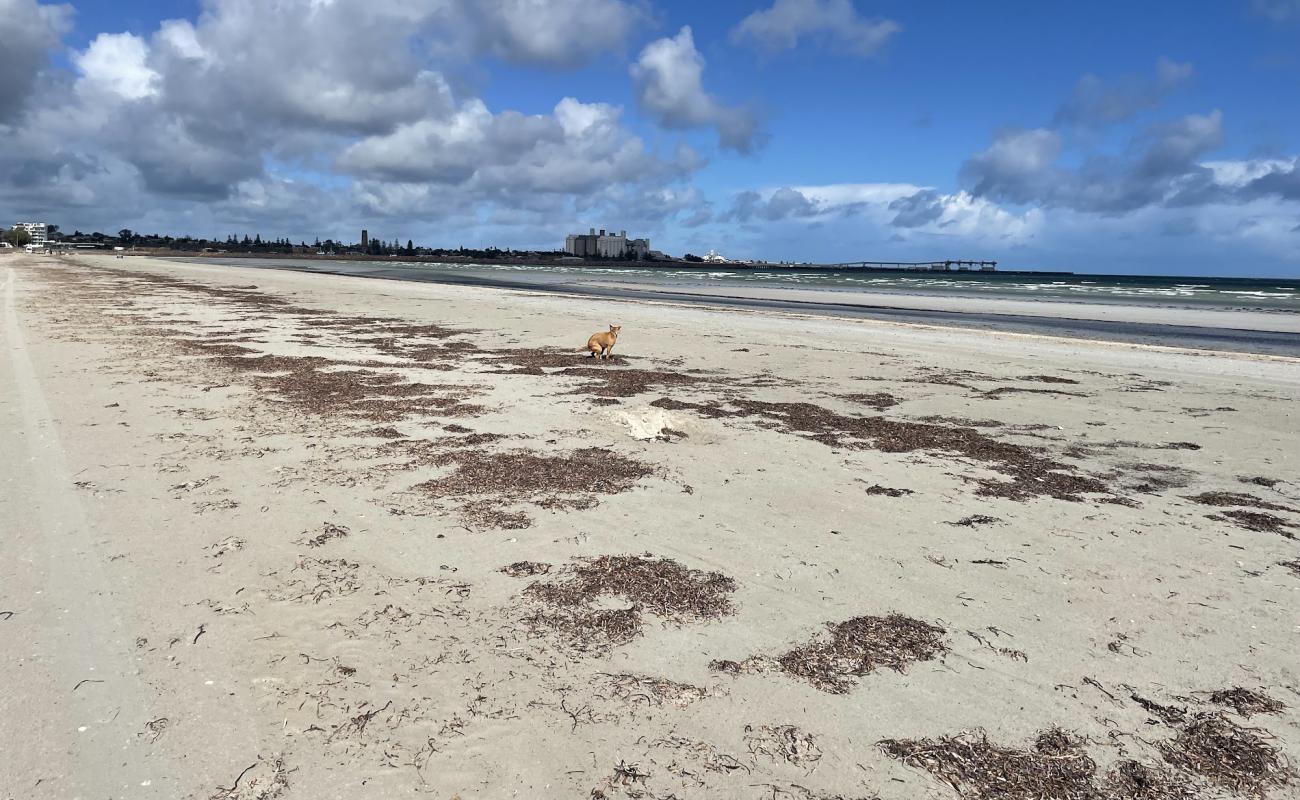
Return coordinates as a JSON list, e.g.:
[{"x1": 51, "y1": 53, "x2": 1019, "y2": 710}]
[
  {"x1": 361, "y1": 229, "x2": 369, "y2": 250},
  {"x1": 564, "y1": 228, "x2": 650, "y2": 260},
  {"x1": 12, "y1": 222, "x2": 48, "y2": 246}
]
